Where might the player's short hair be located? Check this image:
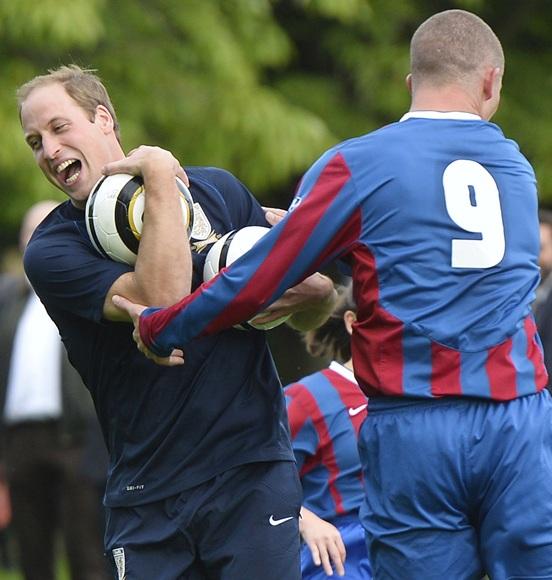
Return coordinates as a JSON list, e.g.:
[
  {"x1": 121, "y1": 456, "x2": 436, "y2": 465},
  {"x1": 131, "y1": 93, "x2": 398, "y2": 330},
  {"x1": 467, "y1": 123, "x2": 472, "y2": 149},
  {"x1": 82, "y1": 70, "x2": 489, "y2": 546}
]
[
  {"x1": 16, "y1": 64, "x2": 121, "y2": 142},
  {"x1": 303, "y1": 282, "x2": 356, "y2": 364},
  {"x1": 410, "y1": 9, "x2": 504, "y2": 88}
]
